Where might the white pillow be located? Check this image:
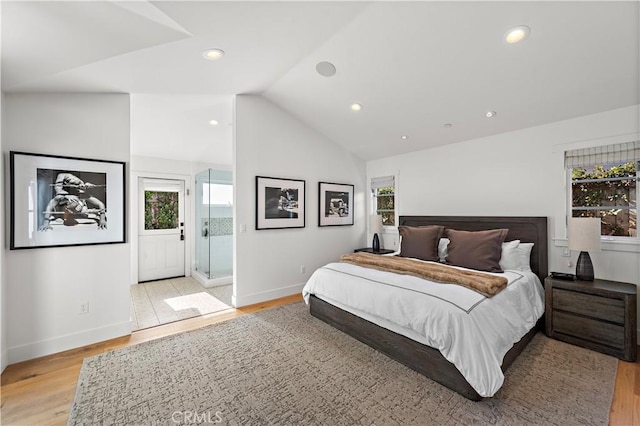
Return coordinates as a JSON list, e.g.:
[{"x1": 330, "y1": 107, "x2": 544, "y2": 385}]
[
  {"x1": 499, "y1": 240, "x2": 521, "y2": 270},
  {"x1": 438, "y1": 238, "x2": 450, "y2": 262},
  {"x1": 389, "y1": 236, "x2": 402, "y2": 255},
  {"x1": 516, "y1": 242, "x2": 534, "y2": 272}
]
